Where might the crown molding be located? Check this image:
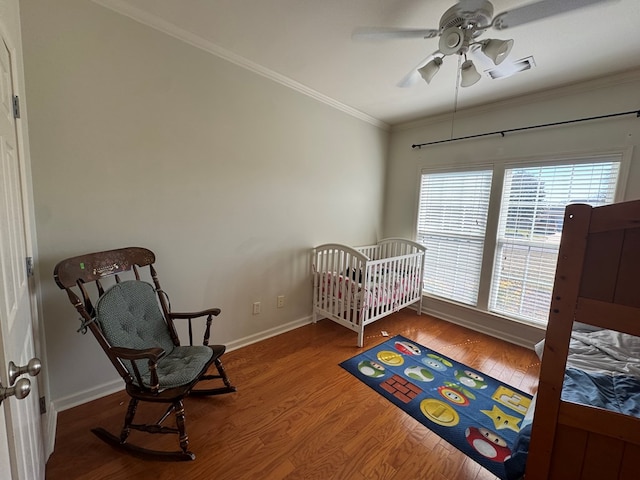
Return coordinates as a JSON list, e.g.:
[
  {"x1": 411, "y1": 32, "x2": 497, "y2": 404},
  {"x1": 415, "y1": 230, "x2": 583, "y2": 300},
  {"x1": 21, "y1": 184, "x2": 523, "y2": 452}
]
[
  {"x1": 393, "y1": 67, "x2": 640, "y2": 132},
  {"x1": 91, "y1": 0, "x2": 389, "y2": 131}
]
